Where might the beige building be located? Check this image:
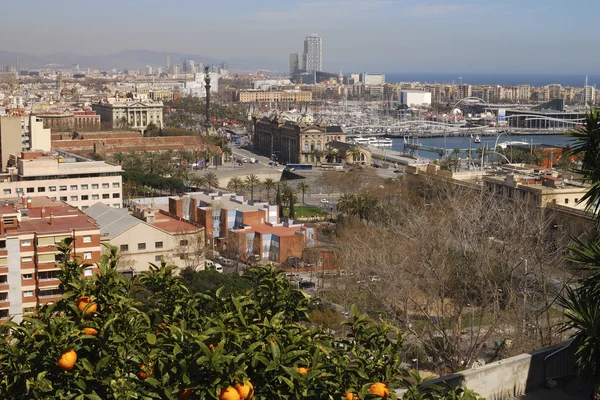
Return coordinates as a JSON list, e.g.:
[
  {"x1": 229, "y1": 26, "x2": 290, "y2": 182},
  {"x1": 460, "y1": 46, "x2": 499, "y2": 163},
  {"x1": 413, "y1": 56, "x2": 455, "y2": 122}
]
[
  {"x1": 84, "y1": 202, "x2": 204, "y2": 275},
  {"x1": 0, "y1": 117, "x2": 23, "y2": 171},
  {"x1": 237, "y1": 89, "x2": 312, "y2": 103},
  {"x1": 0, "y1": 151, "x2": 122, "y2": 210},
  {"x1": 252, "y1": 114, "x2": 346, "y2": 164},
  {"x1": 92, "y1": 97, "x2": 164, "y2": 132},
  {"x1": 483, "y1": 169, "x2": 588, "y2": 209},
  {"x1": 28, "y1": 115, "x2": 51, "y2": 152}
]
